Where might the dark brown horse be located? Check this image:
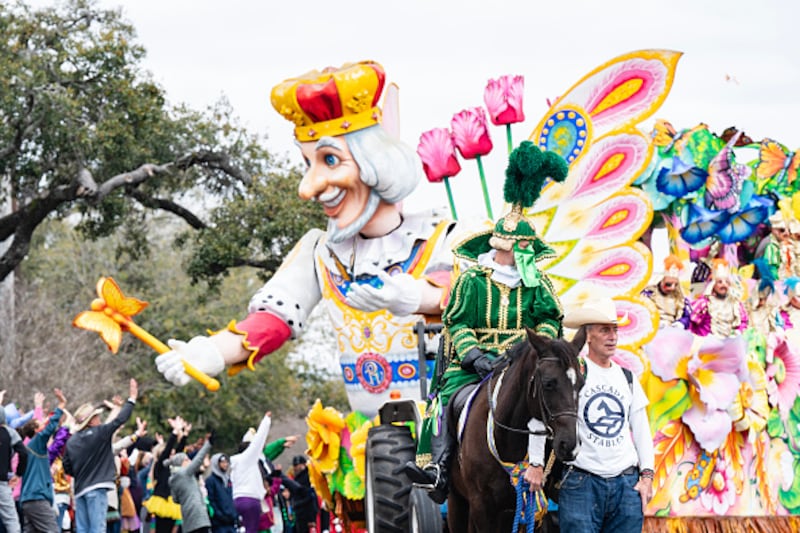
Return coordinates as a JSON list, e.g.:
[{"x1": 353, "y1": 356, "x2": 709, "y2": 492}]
[{"x1": 447, "y1": 329, "x2": 584, "y2": 532}]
